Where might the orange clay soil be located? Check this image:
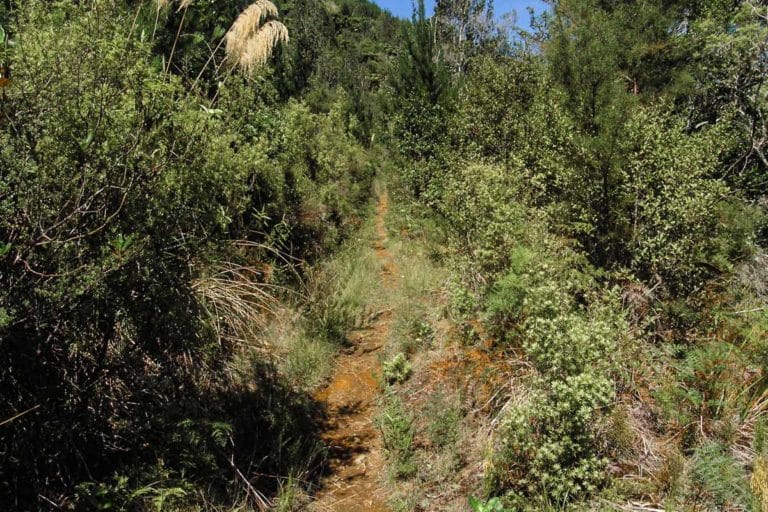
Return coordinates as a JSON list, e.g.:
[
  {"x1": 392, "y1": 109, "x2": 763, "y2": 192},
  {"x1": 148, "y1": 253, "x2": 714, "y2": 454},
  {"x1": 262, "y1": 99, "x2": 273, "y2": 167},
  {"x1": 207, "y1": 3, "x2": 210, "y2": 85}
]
[{"x1": 309, "y1": 190, "x2": 397, "y2": 512}]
